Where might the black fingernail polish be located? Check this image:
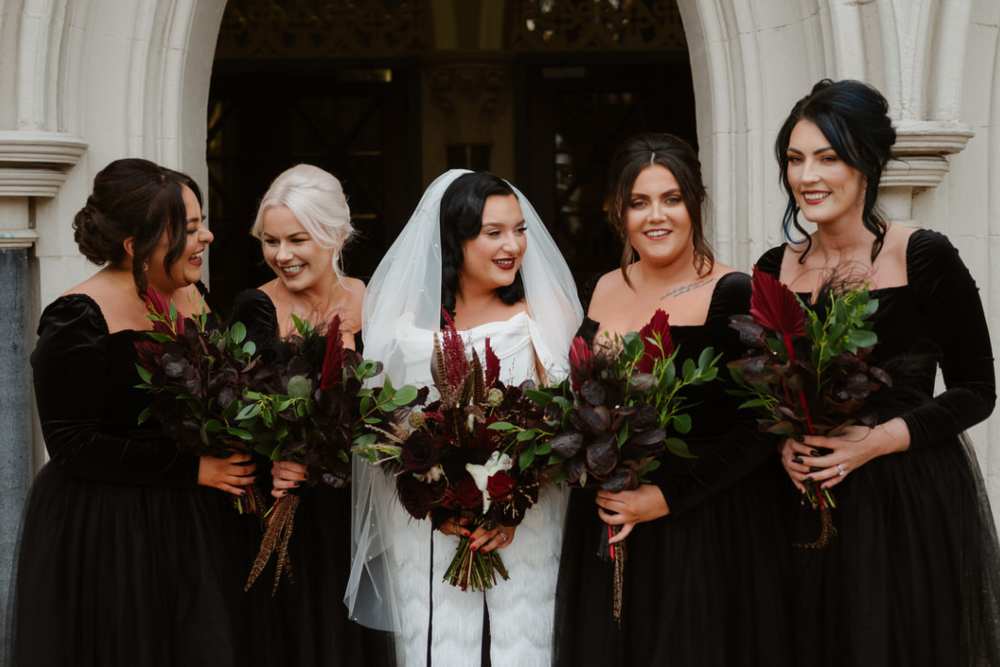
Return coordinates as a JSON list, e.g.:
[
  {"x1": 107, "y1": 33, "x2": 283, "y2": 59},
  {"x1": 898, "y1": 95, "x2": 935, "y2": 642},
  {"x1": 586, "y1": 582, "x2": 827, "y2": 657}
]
[
  {"x1": 811, "y1": 449, "x2": 821, "y2": 456},
  {"x1": 792, "y1": 455, "x2": 803, "y2": 464}
]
